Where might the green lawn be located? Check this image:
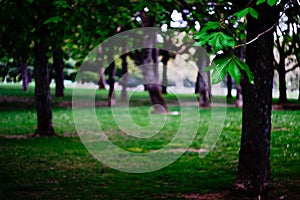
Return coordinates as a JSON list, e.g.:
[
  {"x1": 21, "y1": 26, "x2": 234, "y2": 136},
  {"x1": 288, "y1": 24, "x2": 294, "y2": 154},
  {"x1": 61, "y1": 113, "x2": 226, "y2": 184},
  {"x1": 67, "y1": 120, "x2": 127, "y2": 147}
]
[{"x1": 0, "y1": 84, "x2": 299, "y2": 199}]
